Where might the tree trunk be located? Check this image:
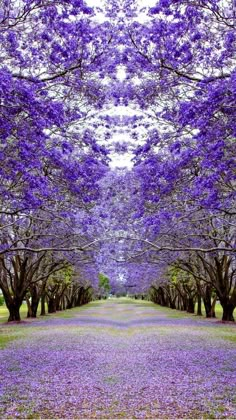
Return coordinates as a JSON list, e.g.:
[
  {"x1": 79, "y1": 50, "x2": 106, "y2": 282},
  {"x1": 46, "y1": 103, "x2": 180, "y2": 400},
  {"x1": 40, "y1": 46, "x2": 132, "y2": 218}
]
[
  {"x1": 159, "y1": 287, "x2": 167, "y2": 306},
  {"x1": 31, "y1": 297, "x2": 40, "y2": 317},
  {"x1": 66, "y1": 300, "x2": 73, "y2": 309},
  {"x1": 61, "y1": 297, "x2": 65, "y2": 310},
  {"x1": 48, "y1": 297, "x2": 57, "y2": 313},
  {"x1": 26, "y1": 296, "x2": 33, "y2": 318},
  {"x1": 56, "y1": 299, "x2": 61, "y2": 311},
  {"x1": 2, "y1": 292, "x2": 22, "y2": 322},
  {"x1": 182, "y1": 297, "x2": 187, "y2": 311},
  {"x1": 197, "y1": 295, "x2": 202, "y2": 316},
  {"x1": 40, "y1": 295, "x2": 46, "y2": 316},
  {"x1": 203, "y1": 286, "x2": 213, "y2": 317},
  {"x1": 76, "y1": 287, "x2": 84, "y2": 306},
  {"x1": 27, "y1": 290, "x2": 40, "y2": 318},
  {"x1": 187, "y1": 297, "x2": 195, "y2": 313},
  {"x1": 221, "y1": 303, "x2": 235, "y2": 322},
  {"x1": 7, "y1": 302, "x2": 22, "y2": 322},
  {"x1": 169, "y1": 300, "x2": 176, "y2": 309},
  {"x1": 210, "y1": 295, "x2": 217, "y2": 318}
]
